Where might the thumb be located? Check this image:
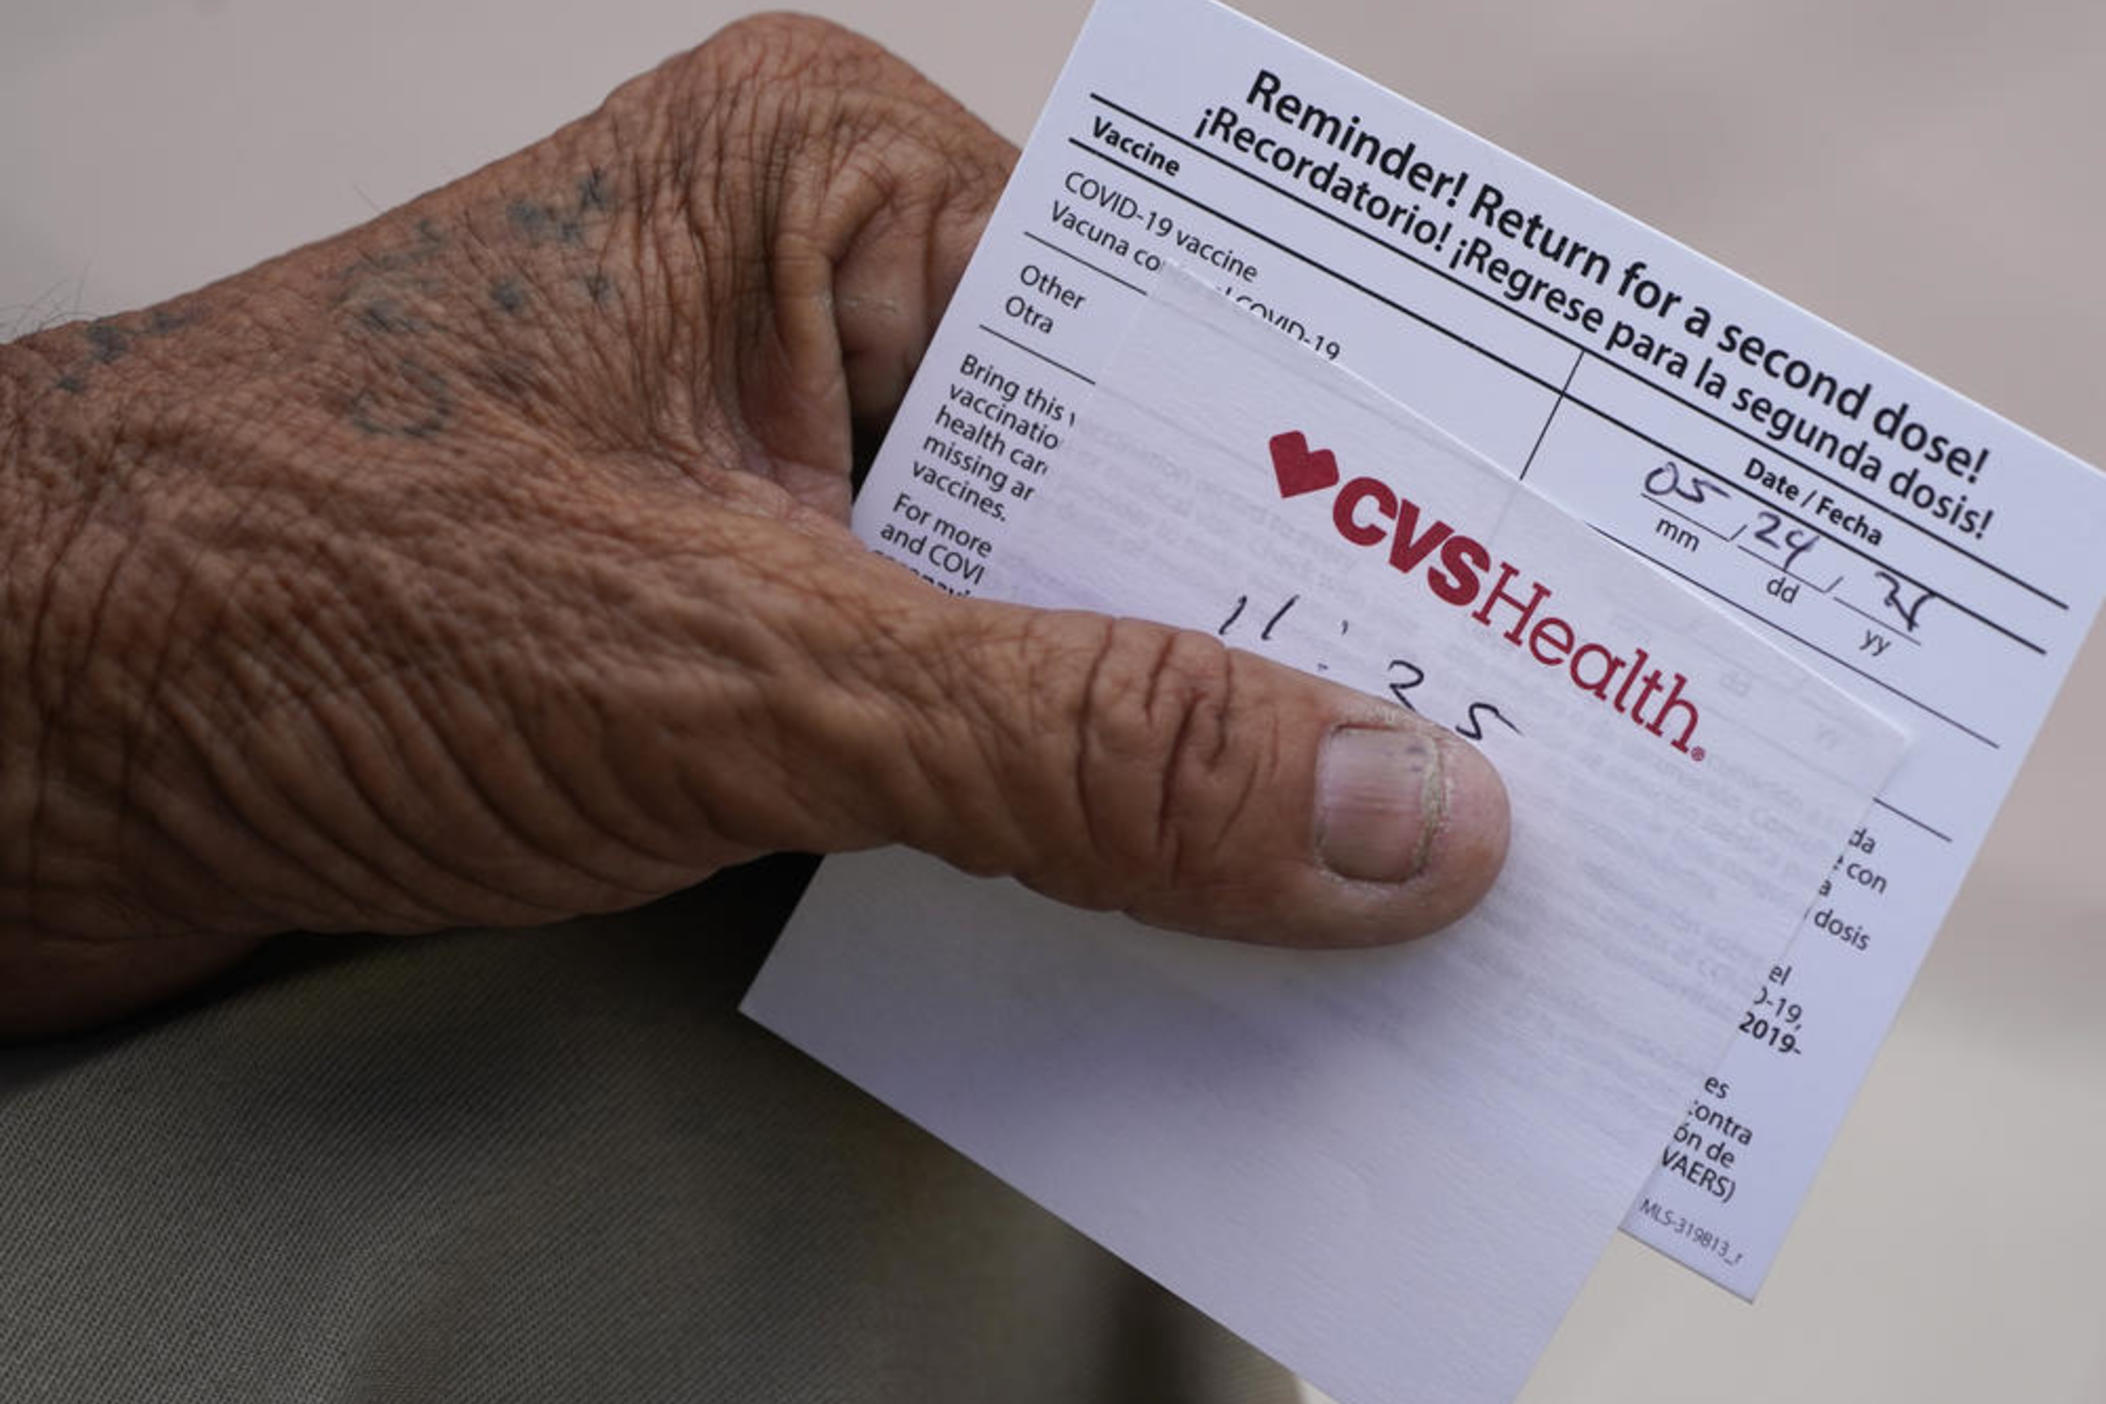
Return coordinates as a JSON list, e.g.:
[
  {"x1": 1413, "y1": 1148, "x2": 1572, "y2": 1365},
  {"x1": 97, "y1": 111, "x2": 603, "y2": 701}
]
[{"x1": 766, "y1": 566, "x2": 1510, "y2": 947}]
